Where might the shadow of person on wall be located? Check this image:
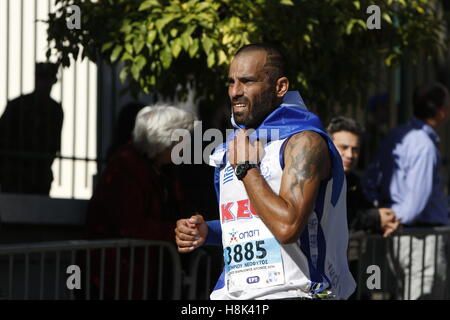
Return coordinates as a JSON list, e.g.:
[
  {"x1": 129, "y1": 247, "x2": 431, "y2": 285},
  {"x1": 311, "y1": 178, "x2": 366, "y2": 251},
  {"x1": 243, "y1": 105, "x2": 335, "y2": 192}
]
[{"x1": 0, "y1": 62, "x2": 63, "y2": 195}]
